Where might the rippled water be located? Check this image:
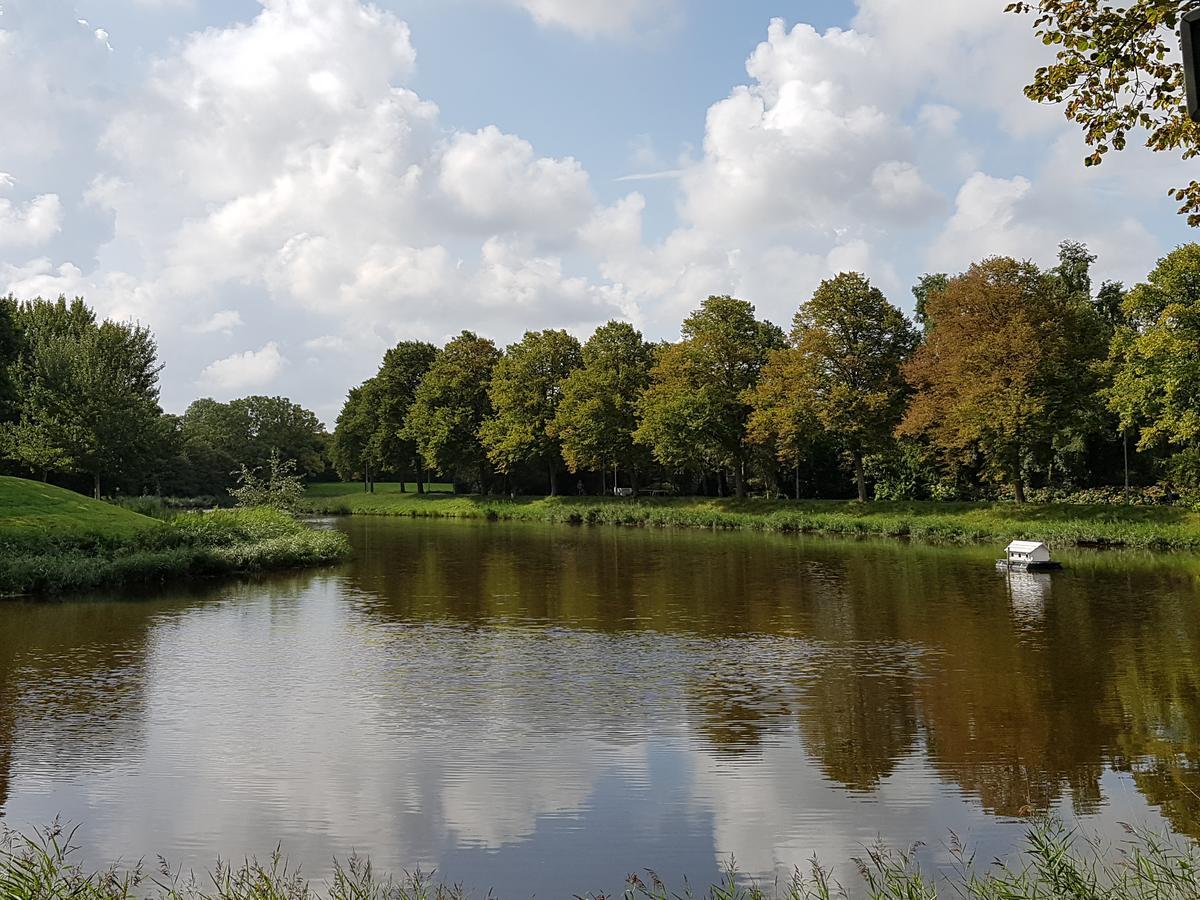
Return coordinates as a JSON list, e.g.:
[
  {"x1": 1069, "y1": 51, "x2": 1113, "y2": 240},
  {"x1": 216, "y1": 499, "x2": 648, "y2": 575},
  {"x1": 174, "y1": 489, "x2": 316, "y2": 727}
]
[{"x1": 2, "y1": 517, "x2": 1200, "y2": 895}]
